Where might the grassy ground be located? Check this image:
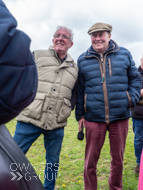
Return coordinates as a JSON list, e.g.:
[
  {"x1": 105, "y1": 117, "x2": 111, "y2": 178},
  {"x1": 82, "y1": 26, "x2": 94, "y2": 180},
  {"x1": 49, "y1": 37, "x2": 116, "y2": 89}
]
[{"x1": 6, "y1": 112, "x2": 139, "y2": 190}]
